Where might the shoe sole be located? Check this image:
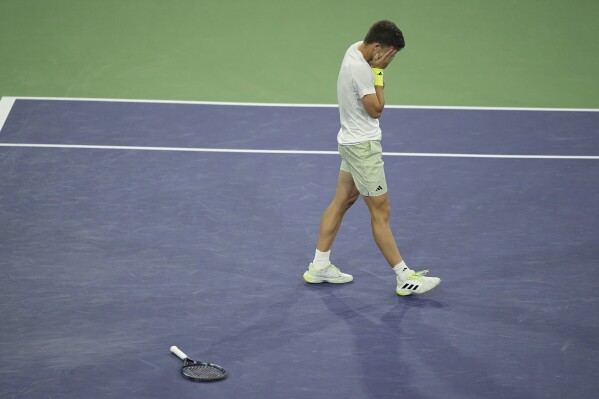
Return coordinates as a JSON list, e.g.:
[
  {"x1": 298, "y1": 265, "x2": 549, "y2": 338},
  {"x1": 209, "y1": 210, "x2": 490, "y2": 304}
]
[
  {"x1": 396, "y1": 278, "x2": 441, "y2": 296},
  {"x1": 303, "y1": 272, "x2": 353, "y2": 284}
]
